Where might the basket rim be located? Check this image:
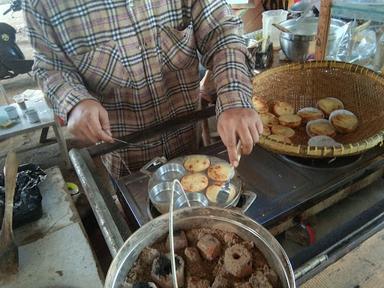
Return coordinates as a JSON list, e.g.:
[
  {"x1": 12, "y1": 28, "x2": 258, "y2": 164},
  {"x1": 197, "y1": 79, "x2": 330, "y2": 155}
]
[{"x1": 253, "y1": 61, "x2": 384, "y2": 158}]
